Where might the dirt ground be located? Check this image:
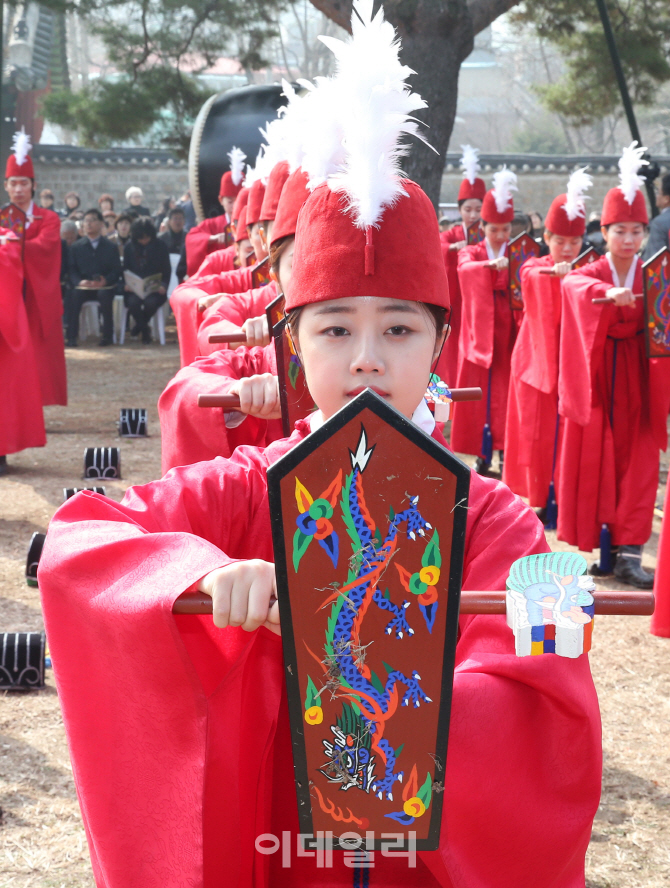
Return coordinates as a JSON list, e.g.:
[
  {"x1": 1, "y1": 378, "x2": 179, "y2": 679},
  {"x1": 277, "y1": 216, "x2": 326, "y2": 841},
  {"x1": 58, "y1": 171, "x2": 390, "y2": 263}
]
[{"x1": 0, "y1": 335, "x2": 668, "y2": 887}]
